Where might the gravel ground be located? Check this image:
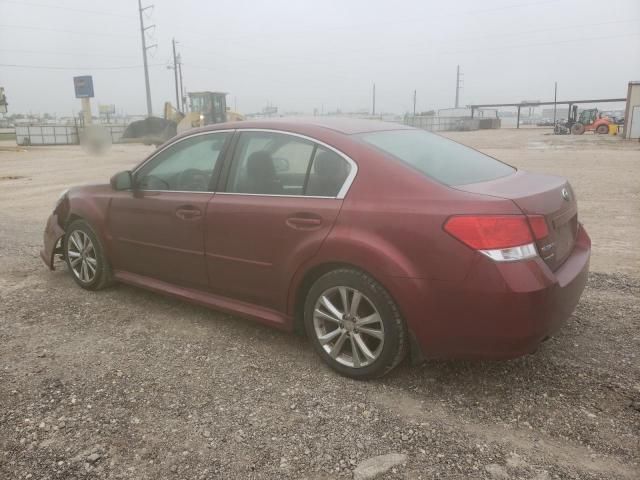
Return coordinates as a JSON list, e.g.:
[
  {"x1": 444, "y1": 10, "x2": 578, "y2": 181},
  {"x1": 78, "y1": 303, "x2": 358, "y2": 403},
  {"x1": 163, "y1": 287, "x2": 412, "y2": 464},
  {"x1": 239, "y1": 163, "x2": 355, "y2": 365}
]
[{"x1": 1, "y1": 129, "x2": 639, "y2": 479}]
